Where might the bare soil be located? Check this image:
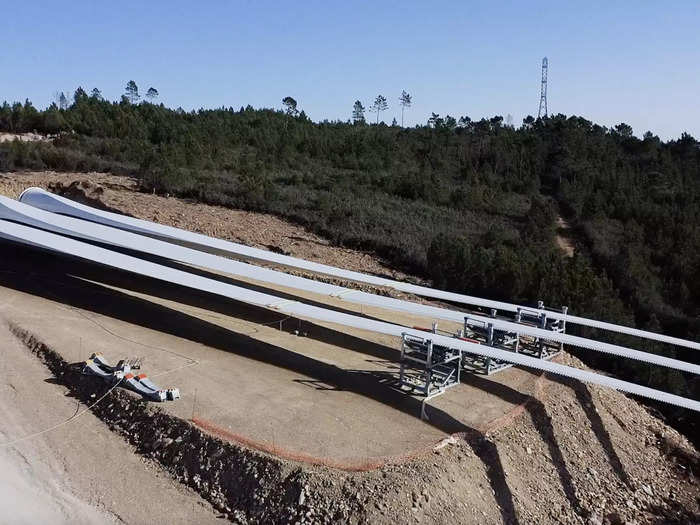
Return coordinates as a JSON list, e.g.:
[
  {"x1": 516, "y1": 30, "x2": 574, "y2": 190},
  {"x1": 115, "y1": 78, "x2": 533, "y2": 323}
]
[
  {"x1": 0, "y1": 171, "x2": 698, "y2": 524},
  {"x1": 0, "y1": 132, "x2": 51, "y2": 143},
  {"x1": 556, "y1": 216, "x2": 575, "y2": 258},
  {"x1": 0, "y1": 171, "x2": 415, "y2": 283},
  {"x1": 0, "y1": 322, "x2": 220, "y2": 524}
]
